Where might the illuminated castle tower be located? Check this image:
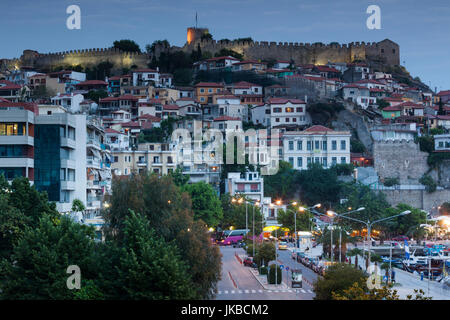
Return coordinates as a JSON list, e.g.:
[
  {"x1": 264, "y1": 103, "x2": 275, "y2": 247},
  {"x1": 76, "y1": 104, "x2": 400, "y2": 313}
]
[
  {"x1": 186, "y1": 12, "x2": 210, "y2": 44},
  {"x1": 186, "y1": 27, "x2": 210, "y2": 44}
]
